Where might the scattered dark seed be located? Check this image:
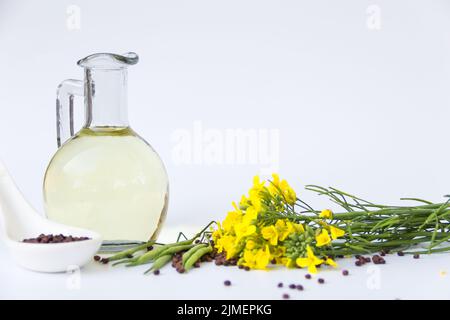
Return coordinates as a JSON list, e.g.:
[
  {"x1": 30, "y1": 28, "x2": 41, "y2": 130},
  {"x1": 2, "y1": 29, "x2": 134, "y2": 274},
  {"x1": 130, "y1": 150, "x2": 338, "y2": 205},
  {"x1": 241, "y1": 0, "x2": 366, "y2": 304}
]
[
  {"x1": 296, "y1": 285, "x2": 304, "y2": 291},
  {"x1": 413, "y1": 254, "x2": 420, "y2": 259},
  {"x1": 305, "y1": 274, "x2": 312, "y2": 279},
  {"x1": 342, "y1": 270, "x2": 349, "y2": 276},
  {"x1": 93, "y1": 255, "x2": 101, "y2": 261},
  {"x1": 397, "y1": 251, "x2": 404, "y2": 257},
  {"x1": 318, "y1": 278, "x2": 325, "y2": 284},
  {"x1": 224, "y1": 280, "x2": 232, "y2": 286},
  {"x1": 244, "y1": 266, "x2": 250, "y2": 271},
  {"x1": 355, "y1": 261, "x2": 362, "y2": 266},
  {"x1": 282, "y1": 294, "x2": 290, "y2": 299},
  {"x1": 153, "y1": 270, "x2": 160, "y2": 275},
  {"x1": 277, "y1": 282, "x2": 283, "y2": 288},
  {"x1": 289, "y1": 284, "x2": 296, "y2": 289}
]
